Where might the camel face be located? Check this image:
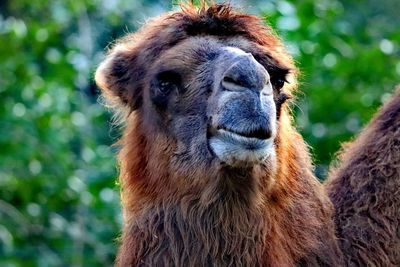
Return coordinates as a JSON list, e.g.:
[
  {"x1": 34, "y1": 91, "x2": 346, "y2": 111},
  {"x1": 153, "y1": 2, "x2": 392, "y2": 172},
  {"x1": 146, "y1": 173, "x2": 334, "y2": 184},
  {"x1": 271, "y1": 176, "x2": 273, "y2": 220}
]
[
  {"x1": 208, "y1": 46, "x2": 276, "y2": 166},
  {"x1": 145, "y1": 37, "x2": 279, "y2": 168}
]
